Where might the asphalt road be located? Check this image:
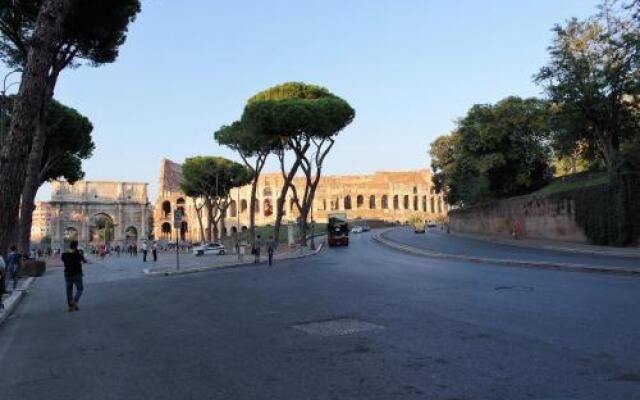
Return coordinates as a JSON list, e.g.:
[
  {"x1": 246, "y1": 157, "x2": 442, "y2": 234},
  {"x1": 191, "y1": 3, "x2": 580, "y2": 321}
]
[
  {"x1": 1, "y1": 232, "x2": 639, "y2": 400},
  {"x1": 384, "y1": 227, "x2": 640, "y2": 269}
]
